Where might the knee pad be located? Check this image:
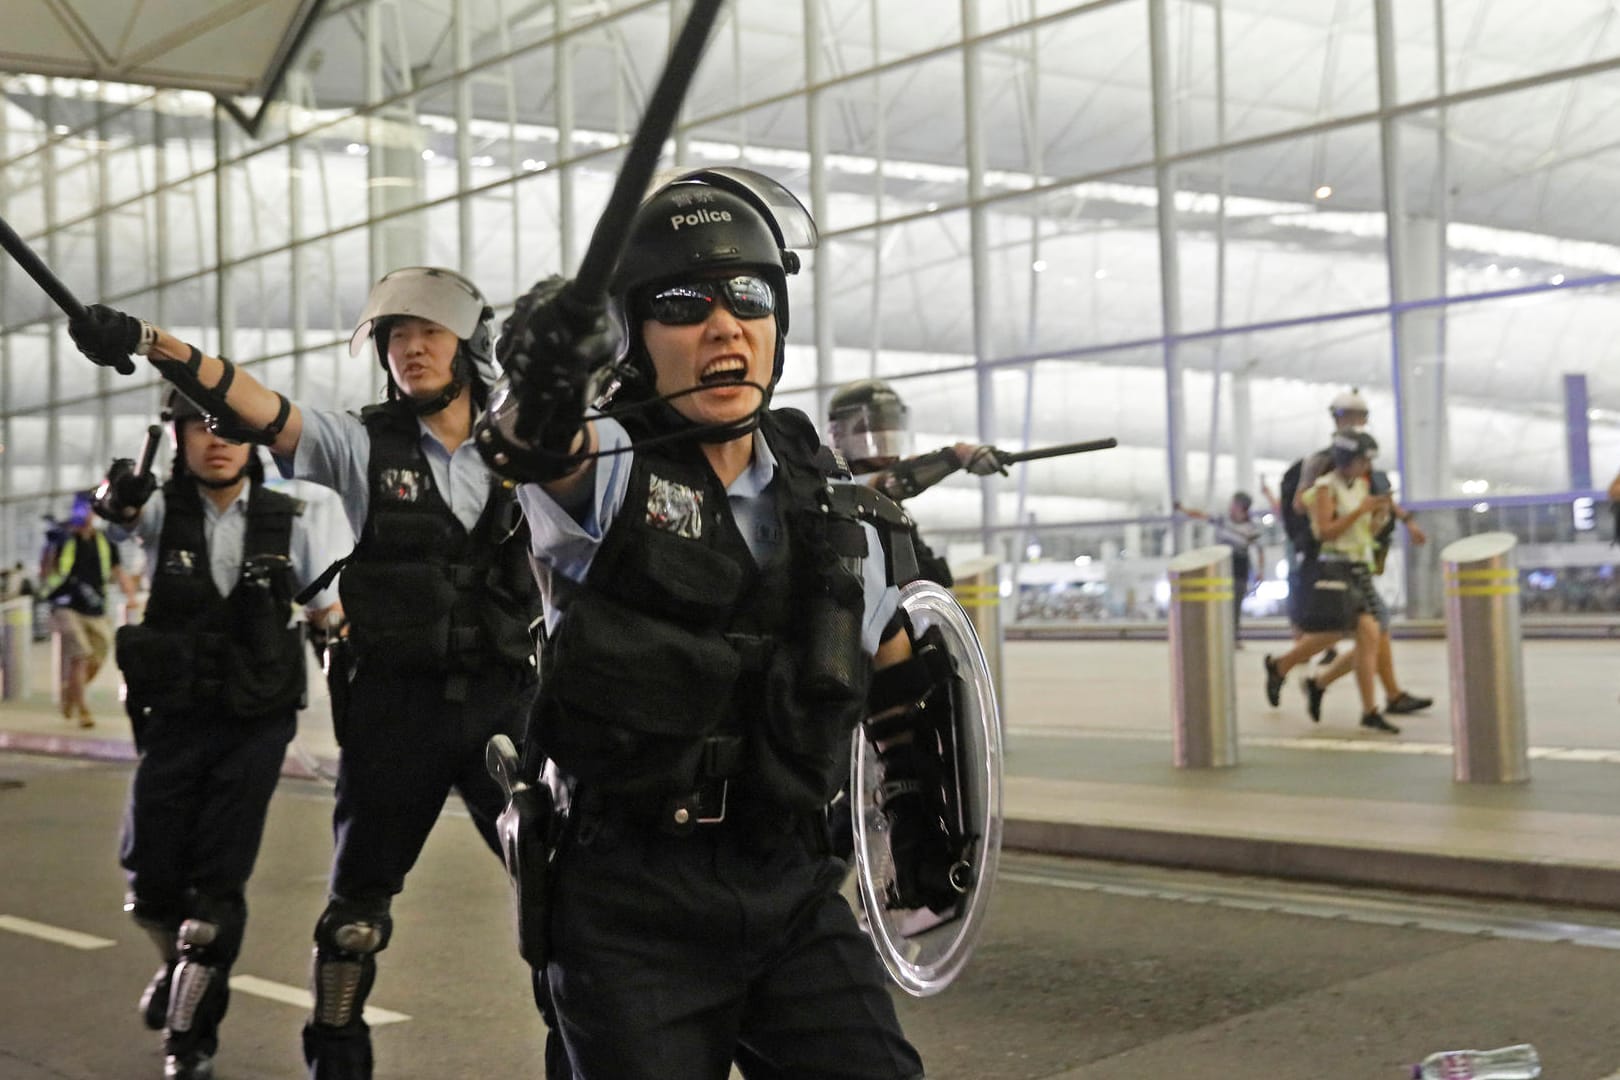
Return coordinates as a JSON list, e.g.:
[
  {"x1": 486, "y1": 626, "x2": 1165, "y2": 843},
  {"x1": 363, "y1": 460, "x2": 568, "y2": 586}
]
[
  {"x1": 178, "y1": 893, "x2": 246, "y2": 967},
  {"x1": 310, "y1": 898, "x2": 393, "y2": 1030},
  {"x1": 314, "y1": 897, "x2": 392, "y2": 957}
]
